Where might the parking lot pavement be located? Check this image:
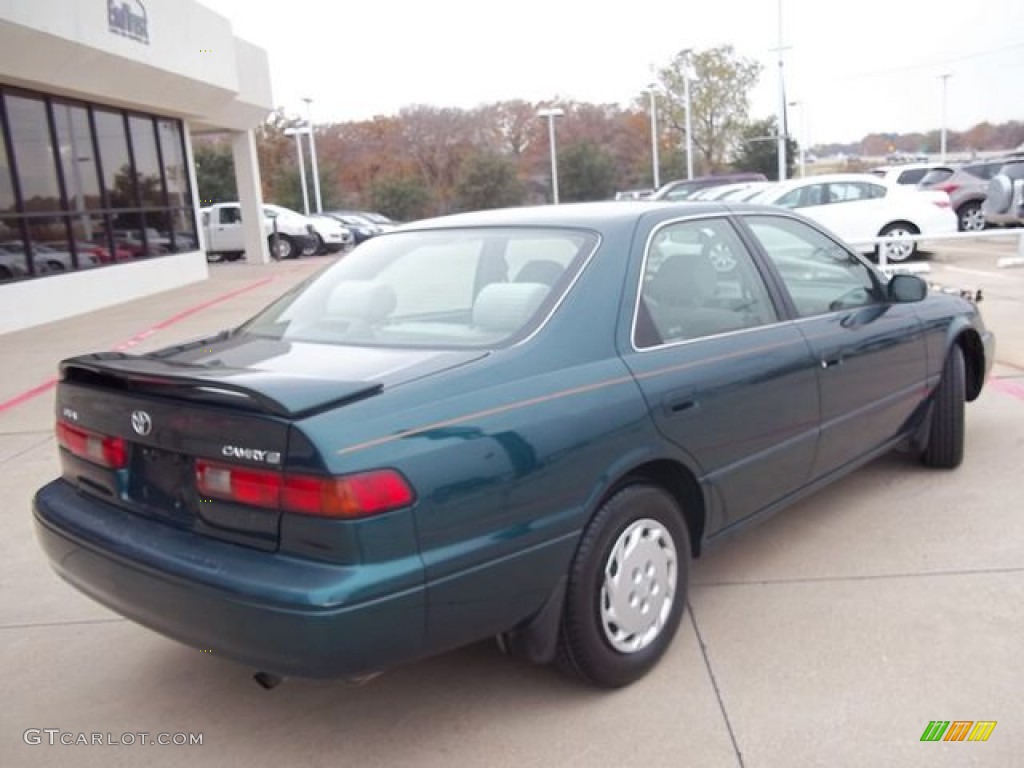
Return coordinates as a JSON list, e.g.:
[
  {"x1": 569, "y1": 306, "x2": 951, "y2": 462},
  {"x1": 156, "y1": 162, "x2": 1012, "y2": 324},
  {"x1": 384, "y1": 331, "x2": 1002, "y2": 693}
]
[{"x1": 2, "y1": 246, "x2": 1022, "y2": 767}]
